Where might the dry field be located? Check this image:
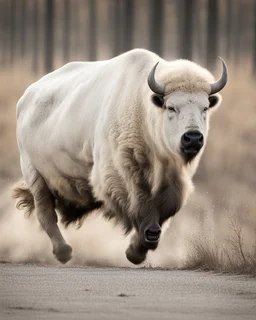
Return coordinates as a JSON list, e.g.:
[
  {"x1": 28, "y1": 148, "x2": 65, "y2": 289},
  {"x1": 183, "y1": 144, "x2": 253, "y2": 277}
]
[{"x1": 0, "y1": 61, "x2": 255, "y2": 273}]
